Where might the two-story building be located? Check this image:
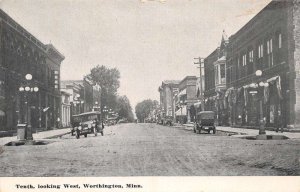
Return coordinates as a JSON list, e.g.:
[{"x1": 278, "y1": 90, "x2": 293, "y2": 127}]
[{"x1": 175, "y1": 76, "x2": 198, "y2": 123}]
